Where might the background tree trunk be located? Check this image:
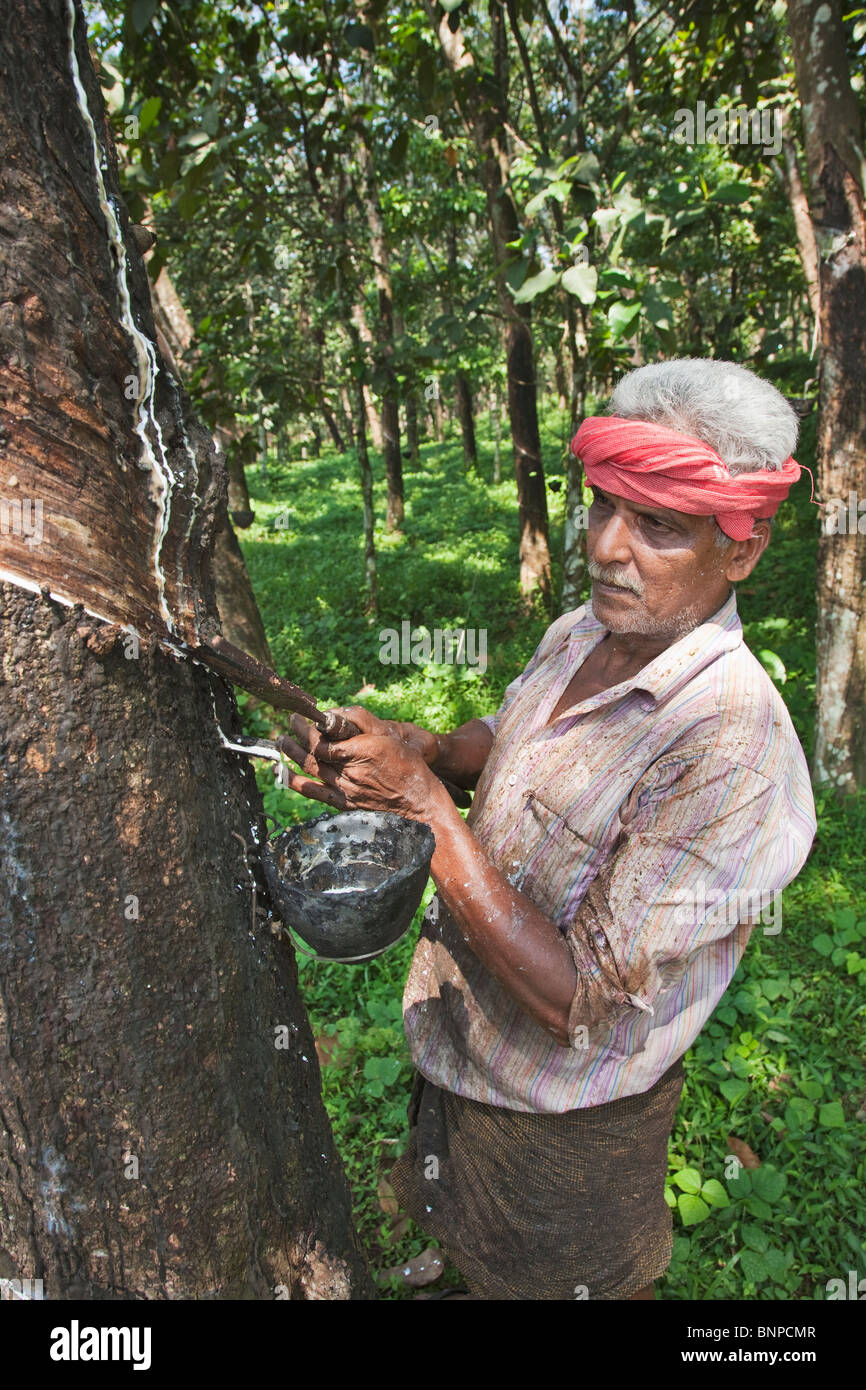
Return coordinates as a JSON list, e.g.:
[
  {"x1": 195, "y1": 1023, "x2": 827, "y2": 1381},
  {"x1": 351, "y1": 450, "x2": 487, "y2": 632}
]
[
  {"x1": 405, "y1": 391, "x2": 420, "y2": 464},
  {"x1": 212, "y1": 512, "x2": 273, "y2": 667},
  {"x1": 350, "y1": 304, "x2": 384, "y2": 450},
  {"x1": 788, "y1": 0, "x2": 866, "y2": 790},
  {"x1": 151, "y1": 267, "x2": 268, "y2": 674},
  {"x1": 454, "y1": 370, "x2": 478, "y2": 471},
  {"x1": 352, "y1": 145, "x2": 404, "y2": 530},
  {"x1": 0, "y1": 0, "x2": 372, "y2": 1298},
  {"x1": 434, "y1": 0, "x2": 551, "y2": 599}
]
